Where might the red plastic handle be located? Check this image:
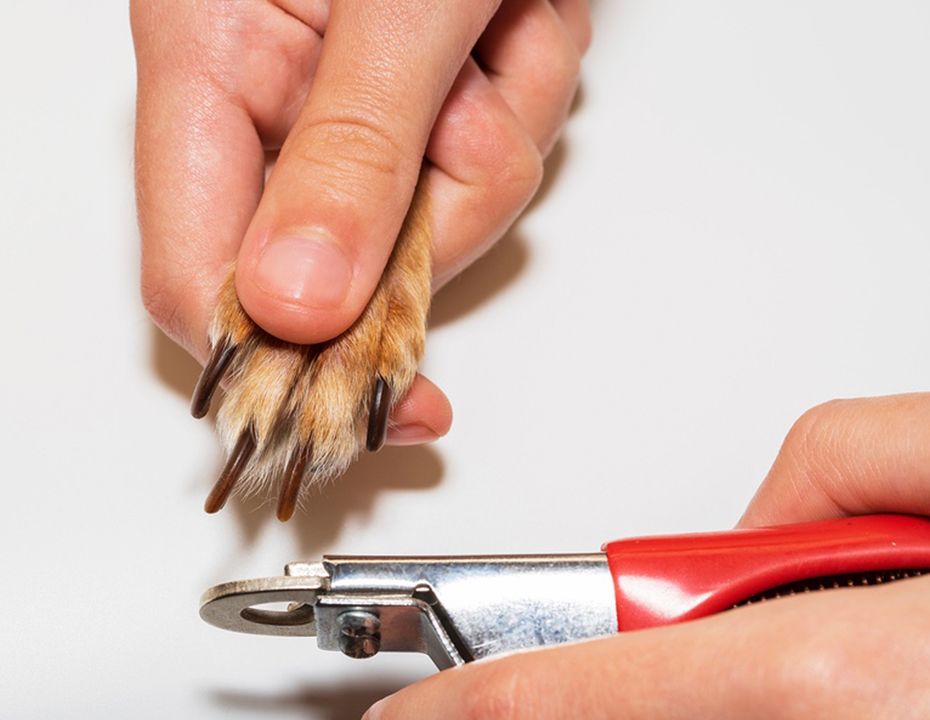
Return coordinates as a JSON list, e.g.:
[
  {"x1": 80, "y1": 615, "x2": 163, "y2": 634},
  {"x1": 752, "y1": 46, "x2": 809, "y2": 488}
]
[{"x1": 603, "y1": 514, "x2": 930, "y2": 631}]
